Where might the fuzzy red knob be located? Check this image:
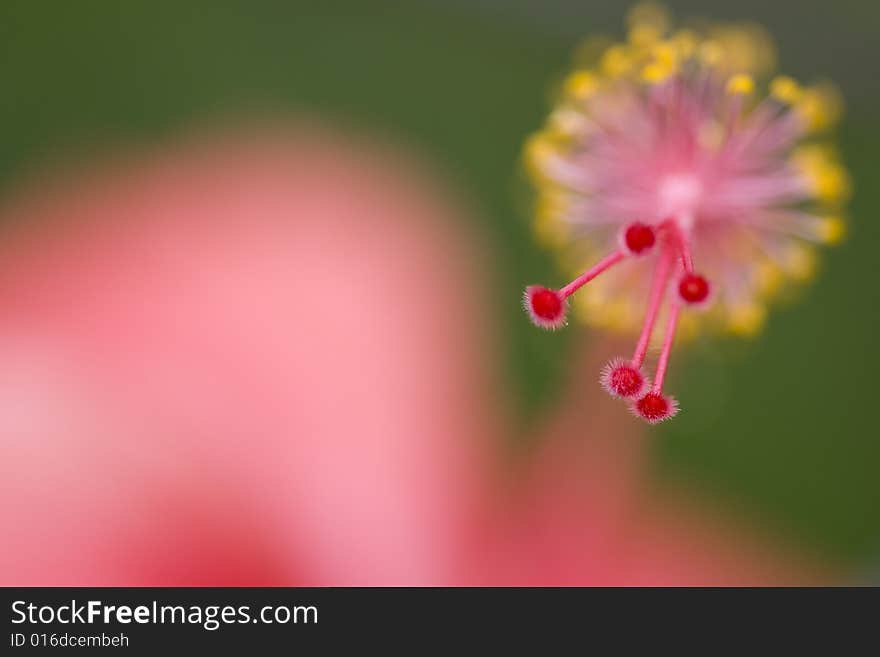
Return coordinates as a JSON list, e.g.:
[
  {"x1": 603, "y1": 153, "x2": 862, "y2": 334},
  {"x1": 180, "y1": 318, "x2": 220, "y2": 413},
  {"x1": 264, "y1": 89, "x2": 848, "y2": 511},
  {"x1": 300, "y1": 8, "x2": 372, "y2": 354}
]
[
  {"x1": 523, "y1": 285, "x2": 567, "y2": 330},
  {"x1": 601, "y1": 359, "x2": 647, "y2": 398},
  {"x1": 678, "y1": 273, "x2": 710, "y2": 304},
  {"x1": 632, "y1": 391, "x2": 679, "y2": 424},
  {"x1": 623, "y1": 222, "x2": 656, "y2": 255}
]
